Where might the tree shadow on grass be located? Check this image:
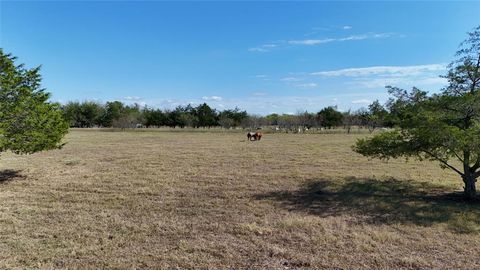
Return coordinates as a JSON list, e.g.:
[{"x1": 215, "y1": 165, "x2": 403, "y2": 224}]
[
  {"x1": 255, "y1": 177, "x2": 480, "y2": 234},
  {"x1": 0, "y1": 169, "x2": 24, "y2": 184}
]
